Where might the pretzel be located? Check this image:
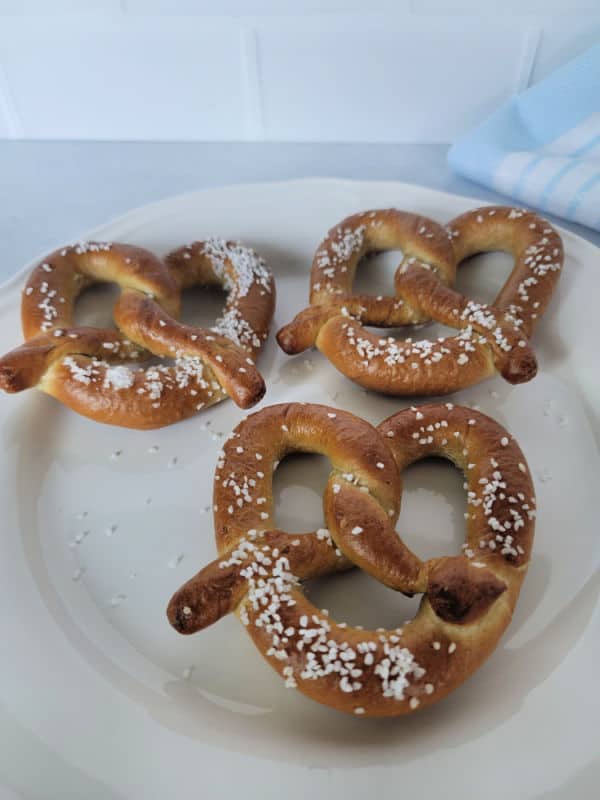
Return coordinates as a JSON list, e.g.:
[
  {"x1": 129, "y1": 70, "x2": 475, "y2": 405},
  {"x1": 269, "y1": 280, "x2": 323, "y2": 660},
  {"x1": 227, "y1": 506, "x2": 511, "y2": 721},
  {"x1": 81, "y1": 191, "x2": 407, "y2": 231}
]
[
  {"x1": 277, "y1": 206, "x2": 563, "y2": 396},
  {"x1": 167, "y1": 401, "x2": 535, "y2": 717},
  {"x1": 0, "y1": 238, "x2": 275, "y2": 428}
]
